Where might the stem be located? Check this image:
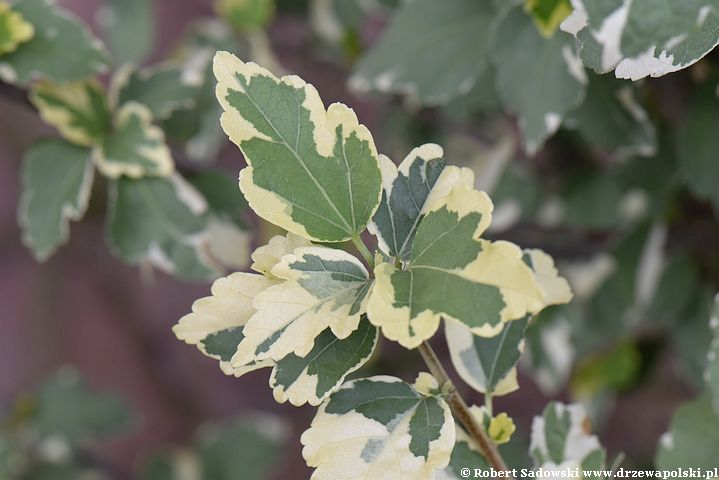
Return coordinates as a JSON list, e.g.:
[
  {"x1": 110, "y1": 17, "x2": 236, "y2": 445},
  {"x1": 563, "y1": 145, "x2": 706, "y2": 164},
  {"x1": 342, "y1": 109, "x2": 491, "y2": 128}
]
[
  {"x1": 484, "y1": 392, "x2": 494, "y2": 417},
  {"x1": 352, "y1": 235, "x2": 374, "y2": 268},
  {"x1": 417, "y1": 341, "x2": 511, "y2": 475}
]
